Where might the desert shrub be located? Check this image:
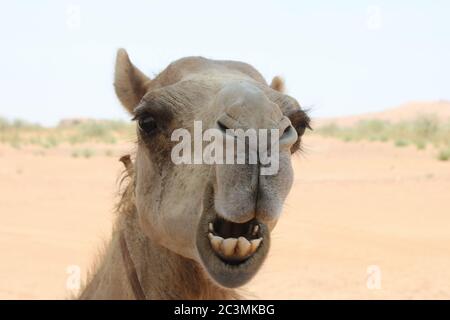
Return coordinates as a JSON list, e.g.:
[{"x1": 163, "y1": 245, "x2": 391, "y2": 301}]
[
  {"x1": 64, "y1": 120, "x2": 132, "y2": 144},
  {"x1": 437, "y1": 148, "x2": 450, "y2": 161},
  {"x1": 82, "y1": 148, "x2": 95, "y2": 158},
  {"x1": 316, "y1": 115, "x2": 450, "y2": 161},
  {"x1": 415, "y1": 140, "x2": 426, "y2": 150},
  {"x1": 318, "y1": 123, "x2": 340, "y2": 136},
  {"x1": 10, "y1": 136, "x2": 22, "y2": 149},
  {"x1": 394, "y1": 139, "x2": 408, "y2": 147},
  {"x1": 71, "y1": 148, "x2": 95, "y2": 158},
  {"x1": 0, "y1": 116, "x2": 134, "y2": 148},
  {"x1": 0, "y1": 117, "x2": 10, "y2": 130},
  {"x1": 43, "y1": 135, "x2": 60, "y2": 148}
]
